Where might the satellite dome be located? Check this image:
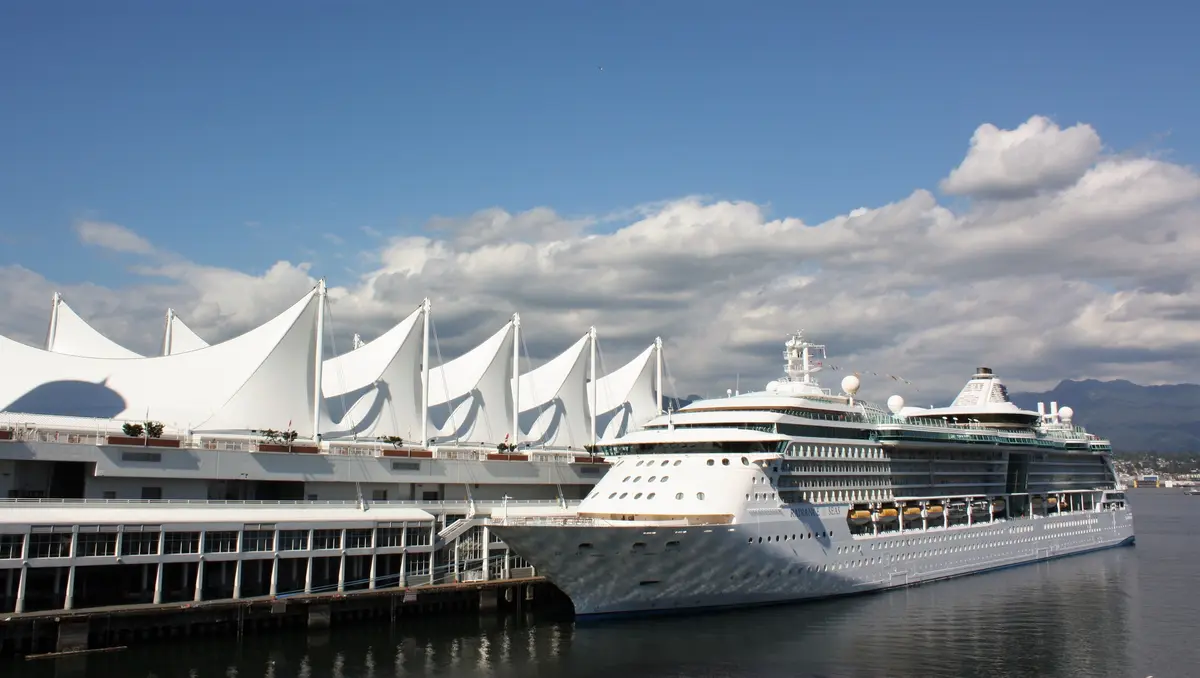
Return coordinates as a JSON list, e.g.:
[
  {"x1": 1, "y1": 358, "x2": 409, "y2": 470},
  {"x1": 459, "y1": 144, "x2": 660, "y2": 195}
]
[
  {"x1": 887, "y1": 394, "x2": 905, "y2": 414},
  {"x1": 766, "y1": 380, "x2": 781, "y2": 393},
  {"x1": 1059, "y1": 406, "x2": 1074, "y2": 422},
  {"x1": 841, "y1": 374, "x2": 861, "y2": 396}
]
